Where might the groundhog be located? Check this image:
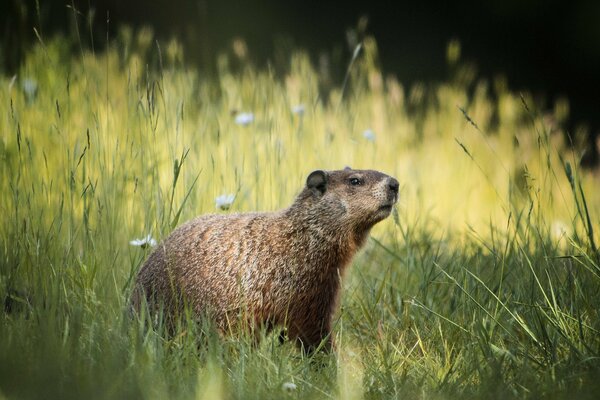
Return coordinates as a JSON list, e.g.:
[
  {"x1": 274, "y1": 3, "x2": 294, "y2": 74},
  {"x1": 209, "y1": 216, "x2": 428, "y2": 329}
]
[{"x1": 131, "y1": 167, "x2": 399, "y2": 352}]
